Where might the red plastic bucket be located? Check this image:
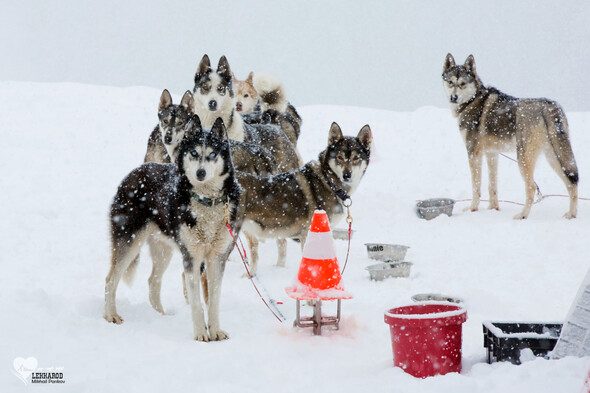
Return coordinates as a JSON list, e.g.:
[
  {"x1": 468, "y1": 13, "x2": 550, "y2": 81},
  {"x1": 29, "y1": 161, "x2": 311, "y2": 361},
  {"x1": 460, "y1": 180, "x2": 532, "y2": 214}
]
[{"x1": 384, "y1": 302, "x2": 467, "y2": 378}]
